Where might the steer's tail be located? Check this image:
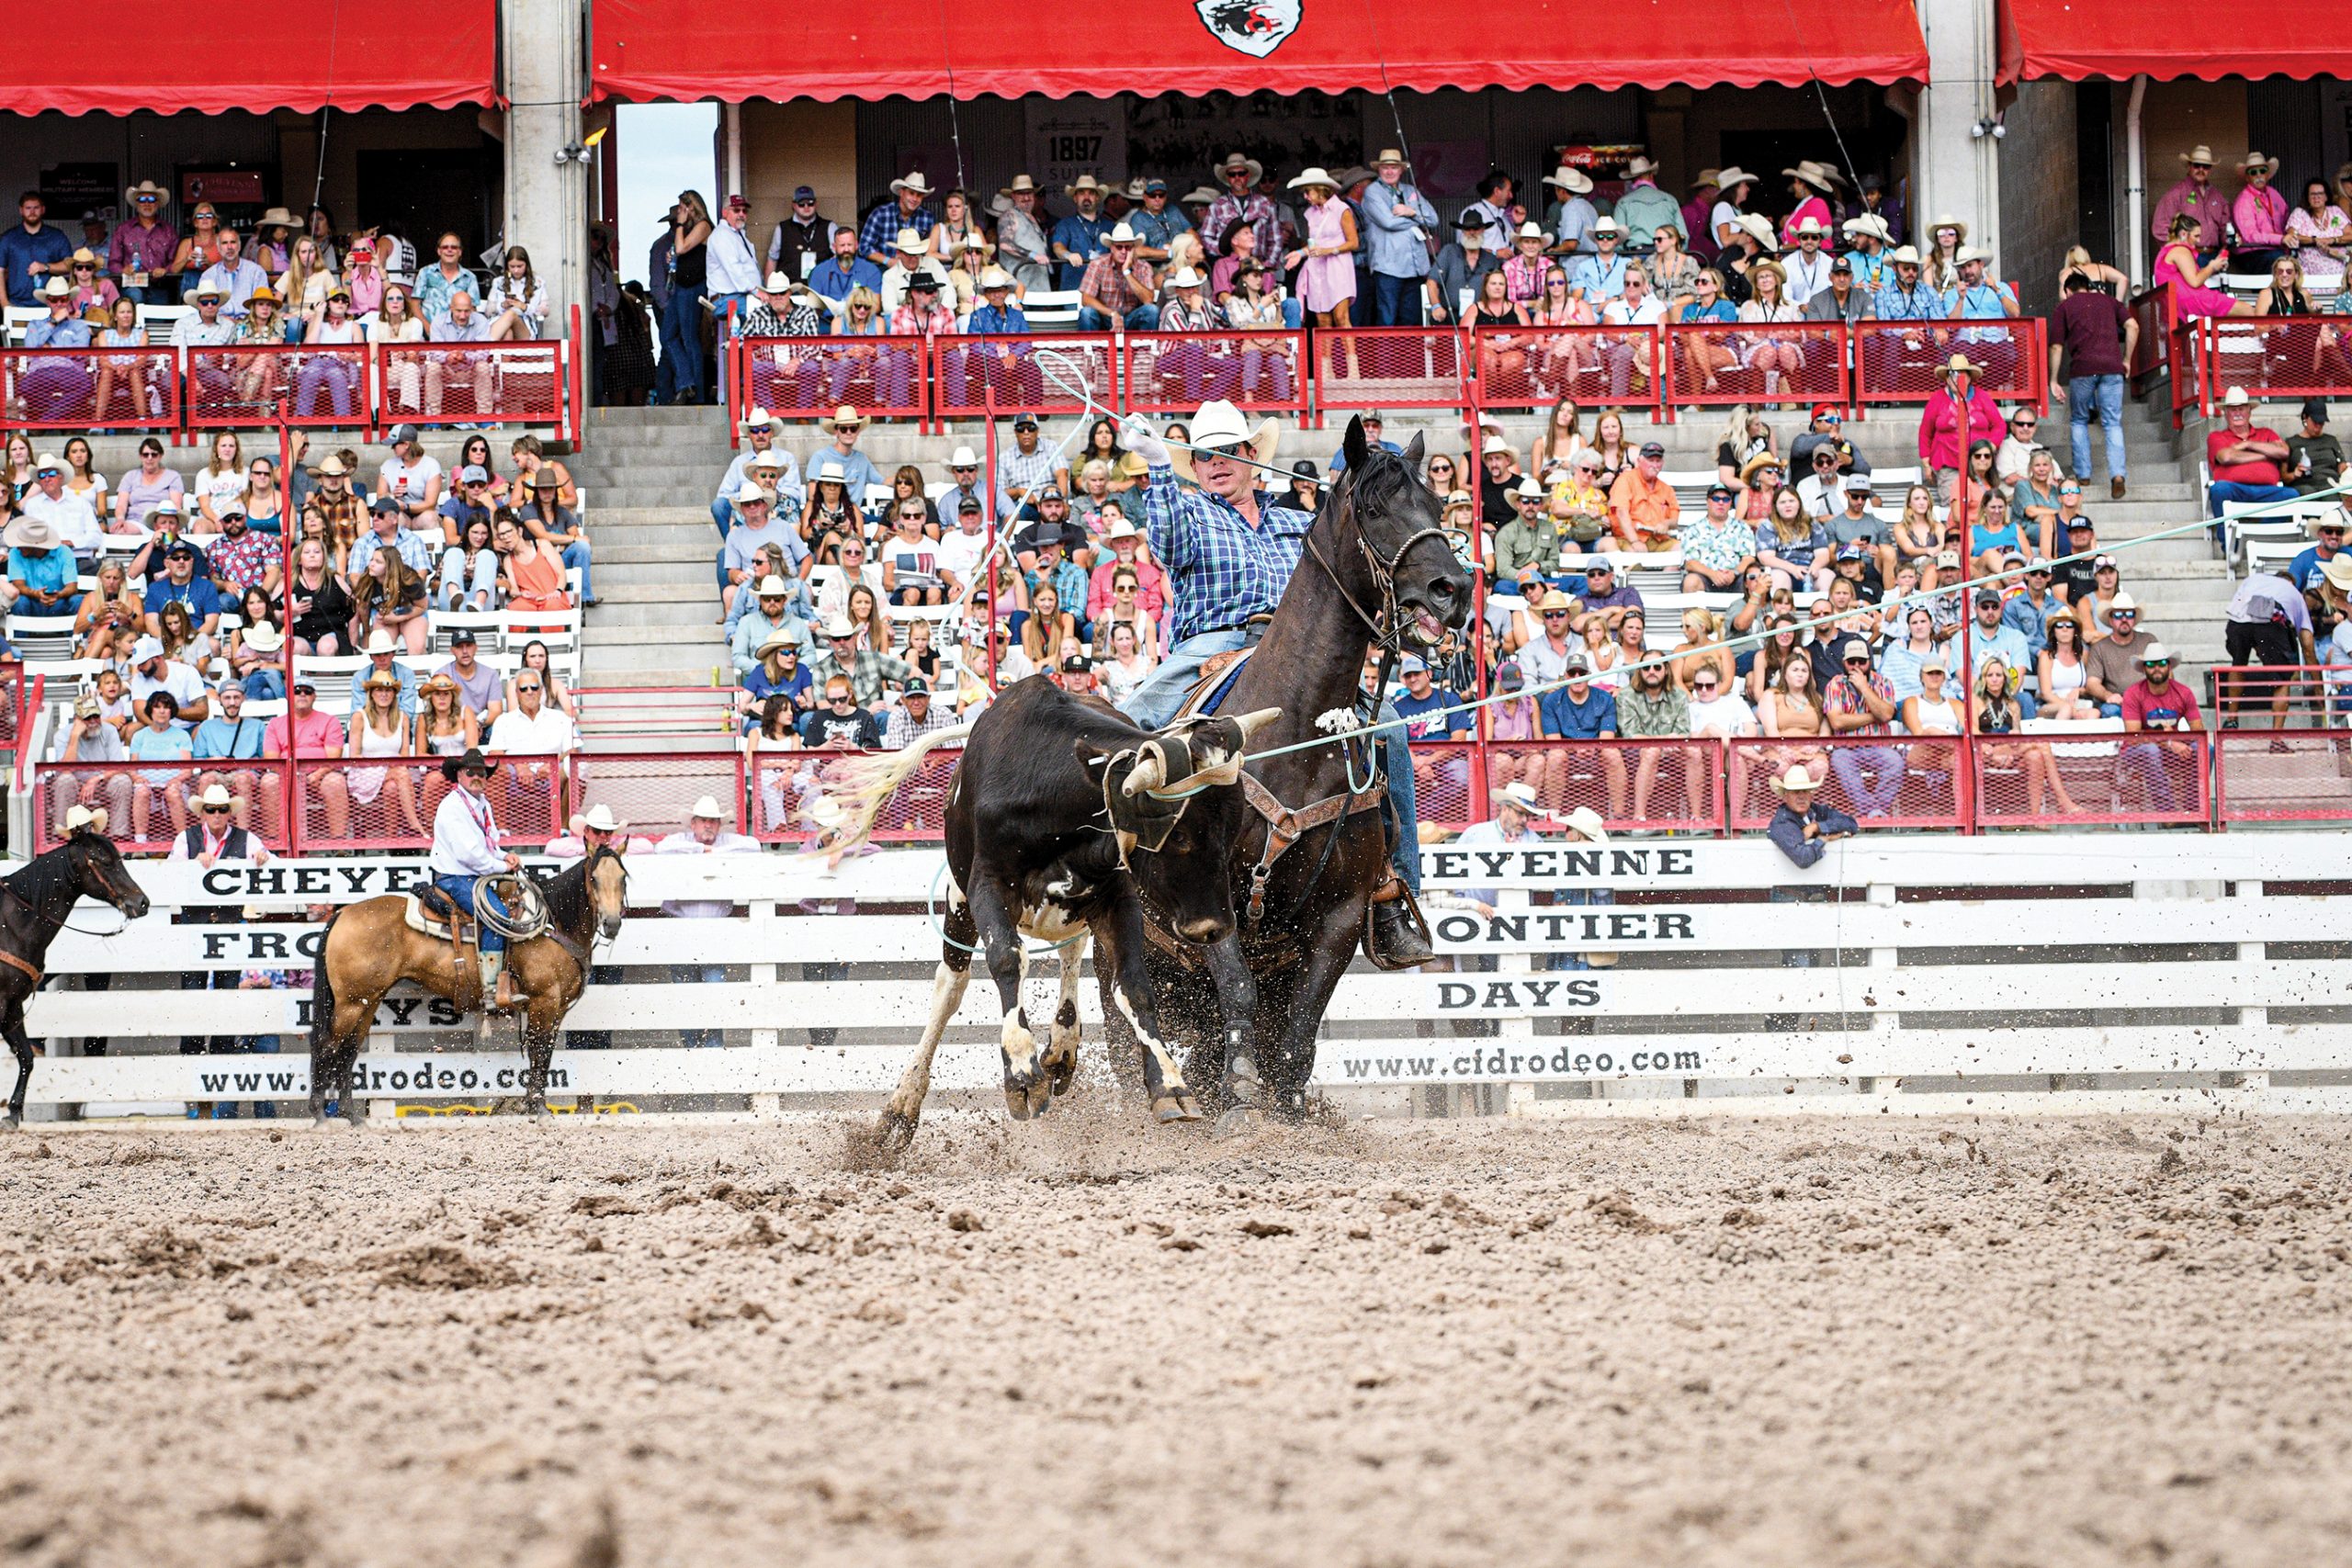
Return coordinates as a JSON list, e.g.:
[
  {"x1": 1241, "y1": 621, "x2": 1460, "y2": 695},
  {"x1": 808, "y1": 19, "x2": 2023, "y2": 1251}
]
[{"x1": 814, "y1": 725, "x2": 977, "y2": 854}]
